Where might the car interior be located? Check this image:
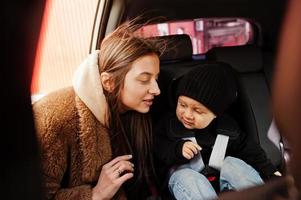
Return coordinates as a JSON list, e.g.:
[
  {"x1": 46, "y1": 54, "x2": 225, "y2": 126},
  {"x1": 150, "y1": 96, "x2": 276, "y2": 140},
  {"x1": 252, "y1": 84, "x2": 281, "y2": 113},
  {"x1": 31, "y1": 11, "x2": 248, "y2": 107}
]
[
  {"x1": 91, "y1": 0, "x2": 288, "y2": 196},
  {"x1": 4, "y1": 0, "x2": 293, "y2": 199},
  {"x1": 109, "y1": 0, "x2": 287, "y2": 197},
  {"x1": 149, "y1": 33, "x2": 284, "y2": 198}
]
